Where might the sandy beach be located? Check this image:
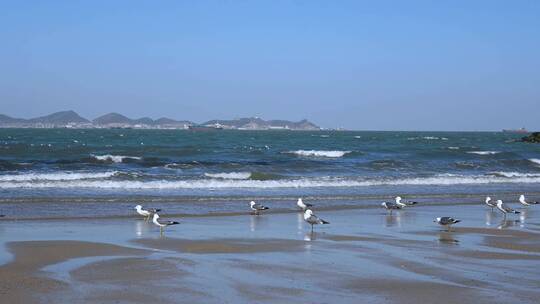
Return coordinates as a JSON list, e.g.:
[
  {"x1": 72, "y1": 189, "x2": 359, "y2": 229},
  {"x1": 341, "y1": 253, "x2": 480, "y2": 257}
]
[{"x1": 1, "y1": 202, "x2": 539, "y2": 303}]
